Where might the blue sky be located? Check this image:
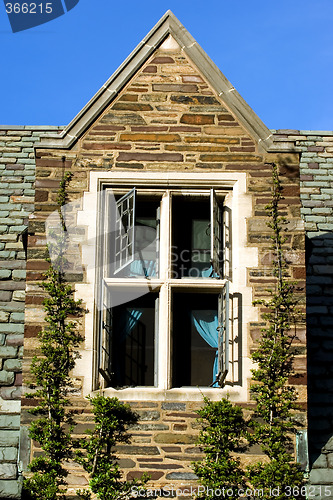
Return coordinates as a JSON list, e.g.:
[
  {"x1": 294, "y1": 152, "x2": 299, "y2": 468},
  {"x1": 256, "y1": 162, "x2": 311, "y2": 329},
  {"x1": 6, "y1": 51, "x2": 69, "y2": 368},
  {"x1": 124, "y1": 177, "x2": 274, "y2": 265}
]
[{"x1": 0, "y1": 0, "x2": 332, "y2": 130}]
